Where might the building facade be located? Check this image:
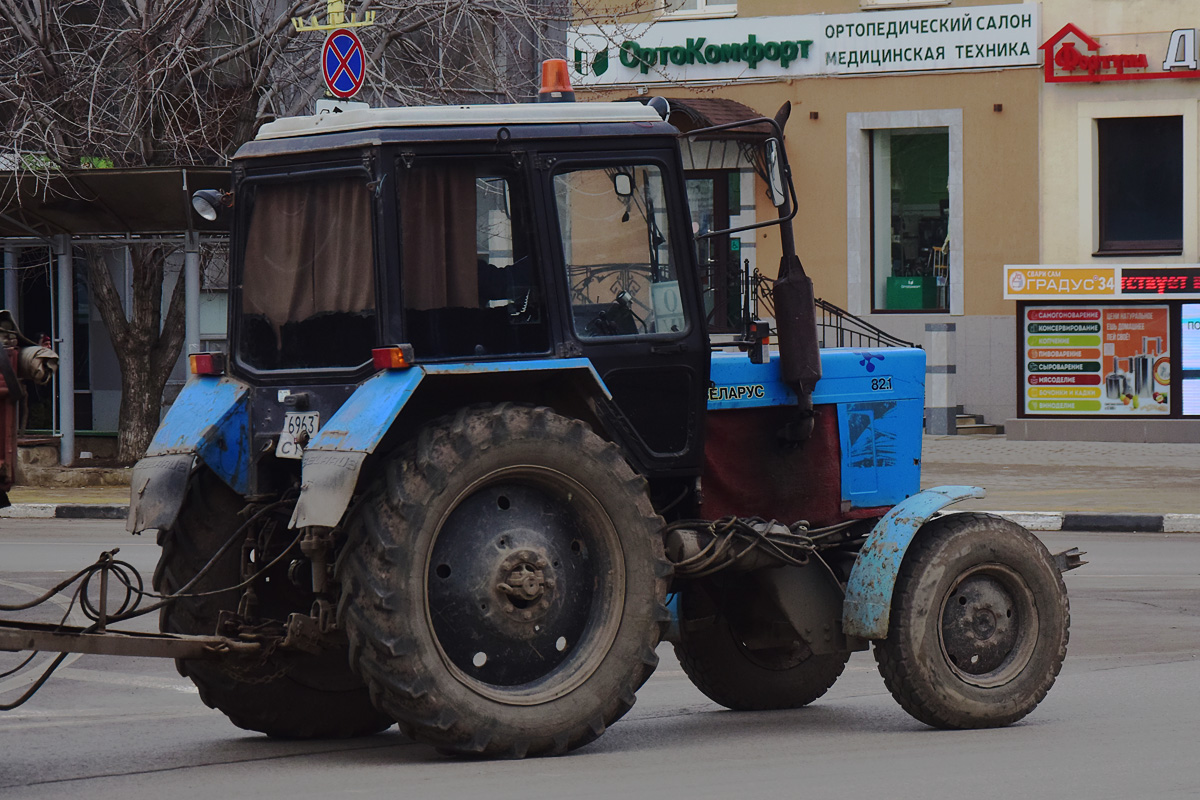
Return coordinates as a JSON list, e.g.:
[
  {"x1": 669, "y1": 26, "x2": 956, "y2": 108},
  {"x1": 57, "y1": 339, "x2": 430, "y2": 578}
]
[{"x1": 1004, "y1": 2, "x2": 1200, "y2": 440}]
